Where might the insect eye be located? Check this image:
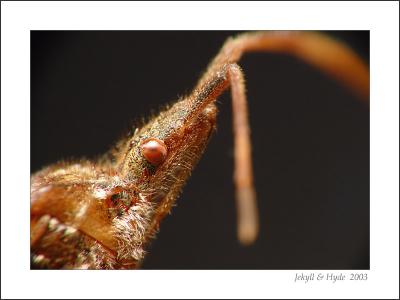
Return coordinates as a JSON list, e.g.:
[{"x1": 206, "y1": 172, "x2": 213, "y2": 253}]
[
  {"x1": 140, "y1": 138, "x2": 168, "y2": 166},
  {"x1": 110, "y1": 194, "x2": 120, "y2": 206},
  {"x1": 106, "y1": 190, "x2": 133, "y2": 212}
]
